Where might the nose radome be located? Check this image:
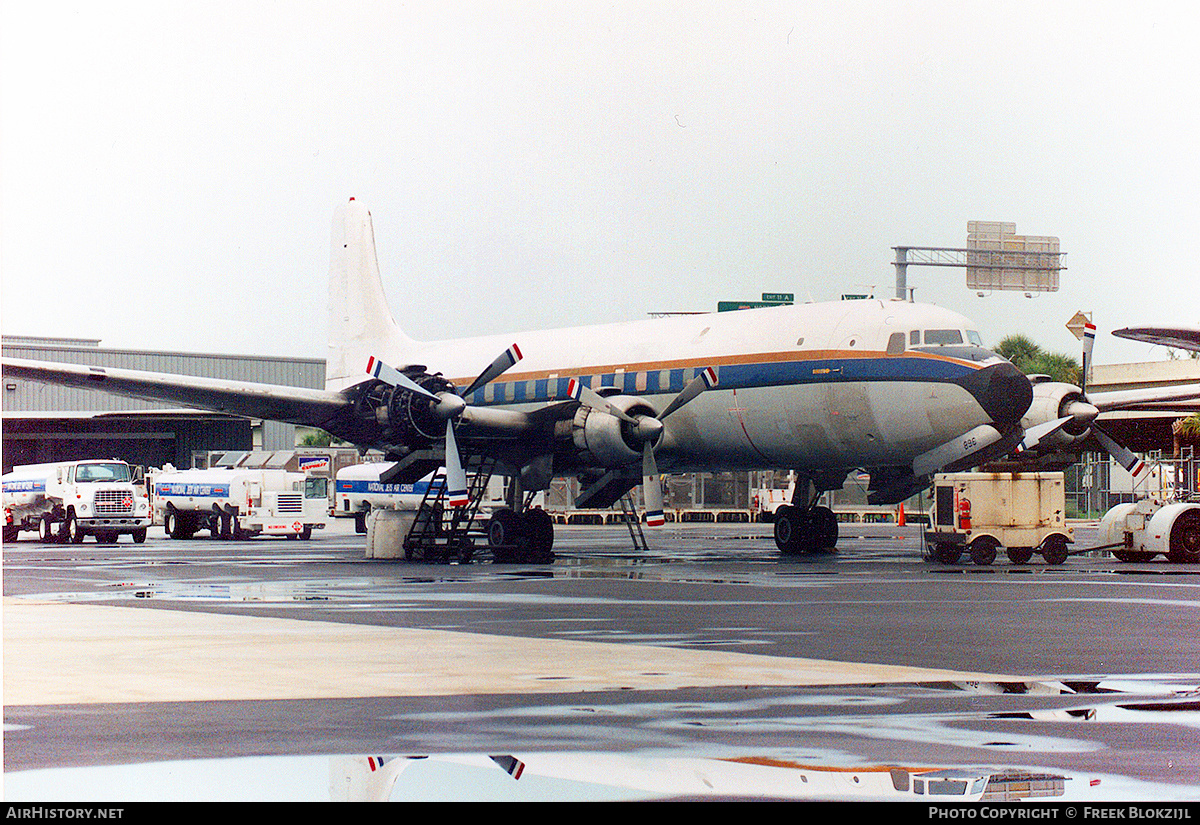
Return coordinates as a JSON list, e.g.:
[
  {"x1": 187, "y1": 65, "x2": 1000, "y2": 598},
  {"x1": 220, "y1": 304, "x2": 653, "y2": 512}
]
[{"x1": 955, "y1": 360, "x2": 1033, "y2": 432}]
